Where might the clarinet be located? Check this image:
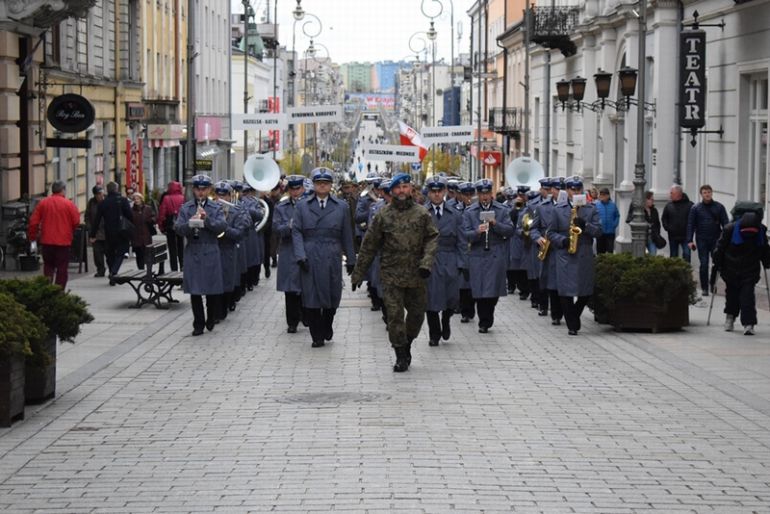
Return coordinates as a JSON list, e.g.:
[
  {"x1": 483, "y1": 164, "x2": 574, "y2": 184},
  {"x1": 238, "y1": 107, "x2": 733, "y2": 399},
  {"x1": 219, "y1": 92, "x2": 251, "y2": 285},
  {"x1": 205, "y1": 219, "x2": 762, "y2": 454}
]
[
  {"x1": 193, "y1": 199, "x2": 204, "y2": 239},
  {"x1": 484, "y1": 224, "x2": 490, "y2": 251}
]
